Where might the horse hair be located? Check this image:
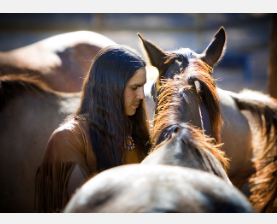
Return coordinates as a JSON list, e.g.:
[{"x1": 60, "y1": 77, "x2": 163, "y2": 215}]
[{"x1": 233, "y1": 89, "x2": 277, "y2": 212}]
